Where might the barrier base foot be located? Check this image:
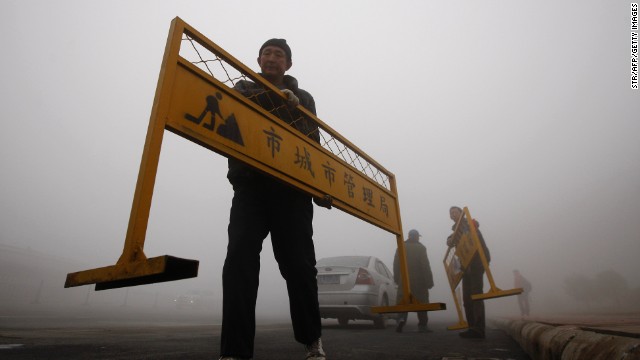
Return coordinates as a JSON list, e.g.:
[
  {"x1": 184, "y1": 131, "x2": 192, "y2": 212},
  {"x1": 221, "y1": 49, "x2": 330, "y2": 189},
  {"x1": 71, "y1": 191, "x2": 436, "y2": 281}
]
[
  {"x1": 447, "y1": 322, "x2": 469, "y2": 330},
  {"x1": 472, "y1": 287, "x2": 523, "y2": 301},
  {"x1": 64, "y1": 255, "x2": 199, "y2": 291},
  {"x1": 372, "y1": 302, "x2": 446, "y2": 314}
]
